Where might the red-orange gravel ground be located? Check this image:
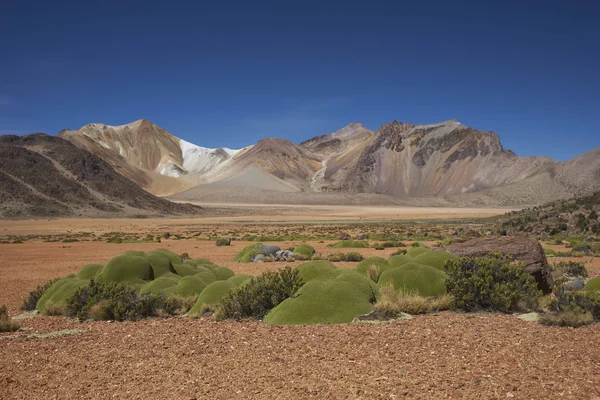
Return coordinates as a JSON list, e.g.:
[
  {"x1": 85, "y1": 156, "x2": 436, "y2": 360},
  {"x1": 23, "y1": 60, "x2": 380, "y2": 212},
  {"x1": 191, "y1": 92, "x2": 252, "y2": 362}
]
[{"x1": 1, "y1": 217, "x2": 599, "y2": 399}]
